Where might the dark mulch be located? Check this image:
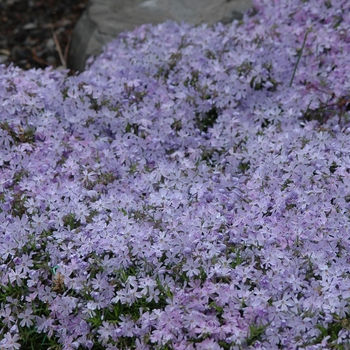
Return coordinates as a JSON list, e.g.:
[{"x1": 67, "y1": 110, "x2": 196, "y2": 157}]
[{"x1": 0, "y1": 0, "x2": 88, "y2": 74}]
